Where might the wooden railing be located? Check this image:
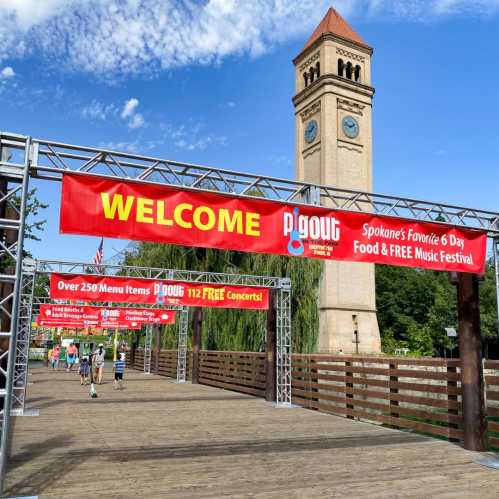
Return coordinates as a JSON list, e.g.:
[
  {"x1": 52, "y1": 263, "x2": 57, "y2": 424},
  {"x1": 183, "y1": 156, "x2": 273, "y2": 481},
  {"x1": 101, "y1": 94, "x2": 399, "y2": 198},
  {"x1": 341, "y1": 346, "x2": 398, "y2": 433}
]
[
  {"x1": 292, "y1": 355, "x2": 463, "y2": 441},
  {"x1": 485, "y1": 360, "x2": 499, "y2": 449},
  {"x1": 198, "y1": 351, "x2": 266, "y2": 398}
]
